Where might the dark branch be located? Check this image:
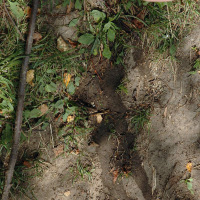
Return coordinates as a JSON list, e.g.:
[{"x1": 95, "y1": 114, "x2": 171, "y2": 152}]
[{"x1": 1, "y1": 0, "x2": 39, "y2": 199}]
